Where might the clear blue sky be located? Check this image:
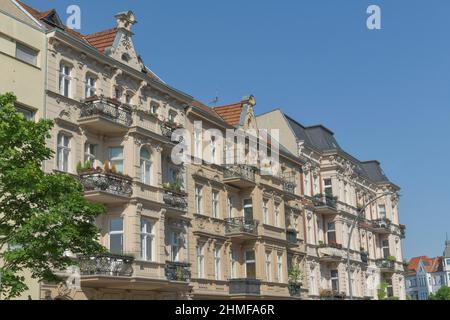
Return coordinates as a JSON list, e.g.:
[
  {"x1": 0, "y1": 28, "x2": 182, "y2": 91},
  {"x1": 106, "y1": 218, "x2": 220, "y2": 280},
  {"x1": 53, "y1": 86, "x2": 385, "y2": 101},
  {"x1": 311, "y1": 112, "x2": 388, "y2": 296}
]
[{"x1": 26, "y1": 0, "x2": 450, "y2": 259}]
